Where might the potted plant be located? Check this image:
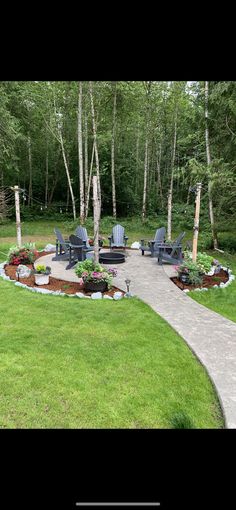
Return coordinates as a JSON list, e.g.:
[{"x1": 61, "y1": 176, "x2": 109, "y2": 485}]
[
  {"x1": 32, "y1": 265, "x2": 51, "y2": 285},
  {"x1": 176, "y1": 260, "x2": 204, "y2": 286},
  {"x1": 75, "y1": 259, "x2": 117, "y2": 292}
]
